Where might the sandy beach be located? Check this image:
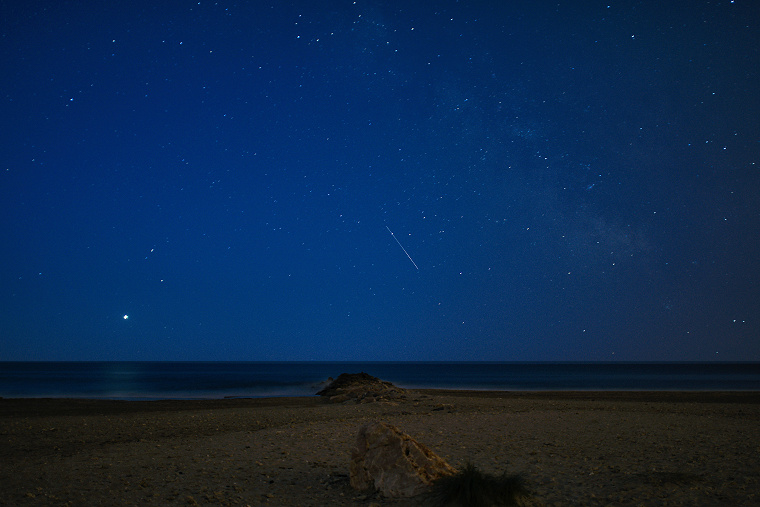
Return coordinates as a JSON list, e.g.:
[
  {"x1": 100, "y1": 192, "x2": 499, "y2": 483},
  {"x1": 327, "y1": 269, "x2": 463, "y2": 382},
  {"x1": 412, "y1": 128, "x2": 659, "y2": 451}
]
[{"x1": 1, "y1": 390, "x2": 759, "y2": 506}]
